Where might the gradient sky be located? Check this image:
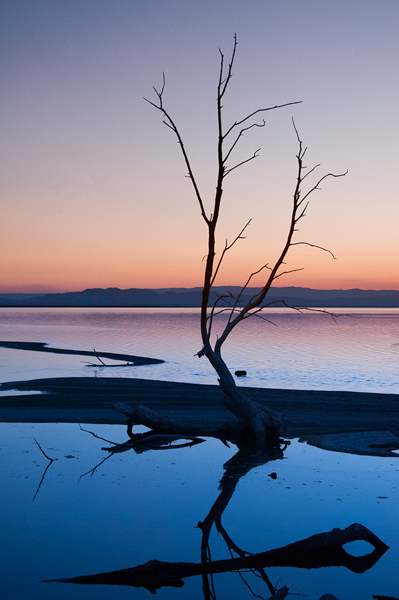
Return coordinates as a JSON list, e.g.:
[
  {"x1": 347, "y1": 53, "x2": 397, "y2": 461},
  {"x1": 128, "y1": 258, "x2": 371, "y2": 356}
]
[{"x1": 1, "y1": 0, "x2": 398, "y2": 293}]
